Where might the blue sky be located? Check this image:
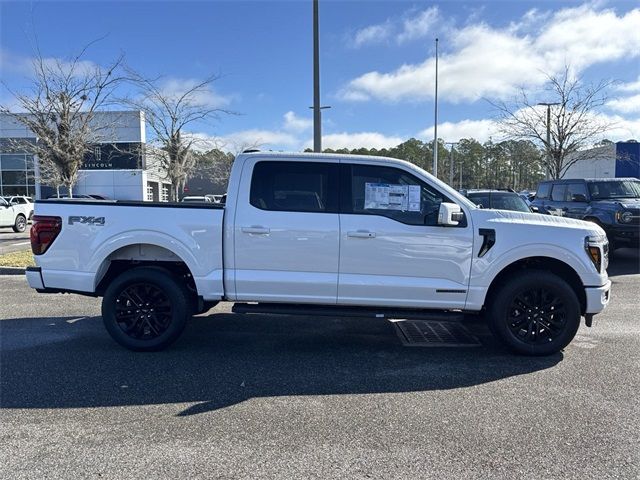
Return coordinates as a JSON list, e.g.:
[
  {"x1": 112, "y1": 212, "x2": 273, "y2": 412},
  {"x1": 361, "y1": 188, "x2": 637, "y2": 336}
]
[{"x1": 1, "y1": 0, "x2": 639, "y2": 151}]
